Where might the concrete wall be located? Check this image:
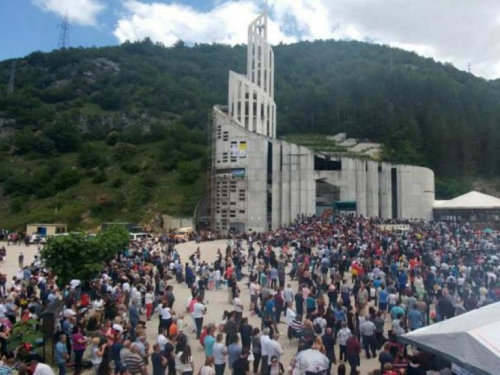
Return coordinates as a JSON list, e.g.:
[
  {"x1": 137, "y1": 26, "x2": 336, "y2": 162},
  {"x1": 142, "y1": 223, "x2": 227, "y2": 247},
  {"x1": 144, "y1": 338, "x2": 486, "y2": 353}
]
[
  {"x1": 211, "y1": 108, "x2": 435, "y2": 233},
  {"x1": 162, "y1": 215, "x2": 194, "y2": 232},
  {"x1": 397, "y1": 165, "x2": 435, "y2": 219},
  {"x1": 314, "y1": 157, "x2": 434, "y2": 220},
  {"x1": 212, "y1": 108, "x2": 316, "y2": 233}
]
